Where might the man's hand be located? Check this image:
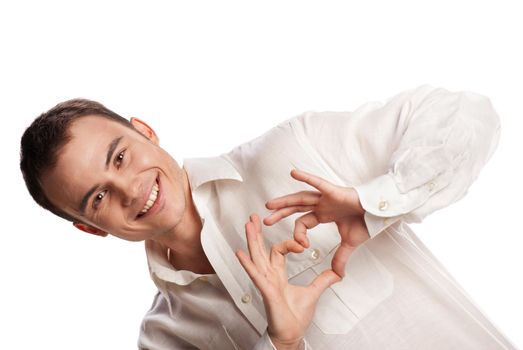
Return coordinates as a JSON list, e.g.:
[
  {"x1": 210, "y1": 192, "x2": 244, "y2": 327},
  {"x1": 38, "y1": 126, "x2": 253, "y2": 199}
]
[
  {"x1": 264, "y1": 169, "x2": 370, "y2": 277},
  {"x1": 236, "y1": 214, "x2": 340, "y2": 350}
]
